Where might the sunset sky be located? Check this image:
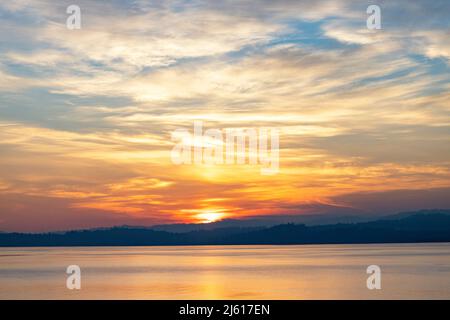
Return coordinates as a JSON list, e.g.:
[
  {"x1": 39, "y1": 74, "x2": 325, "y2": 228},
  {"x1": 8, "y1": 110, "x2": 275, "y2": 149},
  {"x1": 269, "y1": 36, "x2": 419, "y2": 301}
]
[{"x1": 0, "y1": 0, "x2": 449, "y2": 232}]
